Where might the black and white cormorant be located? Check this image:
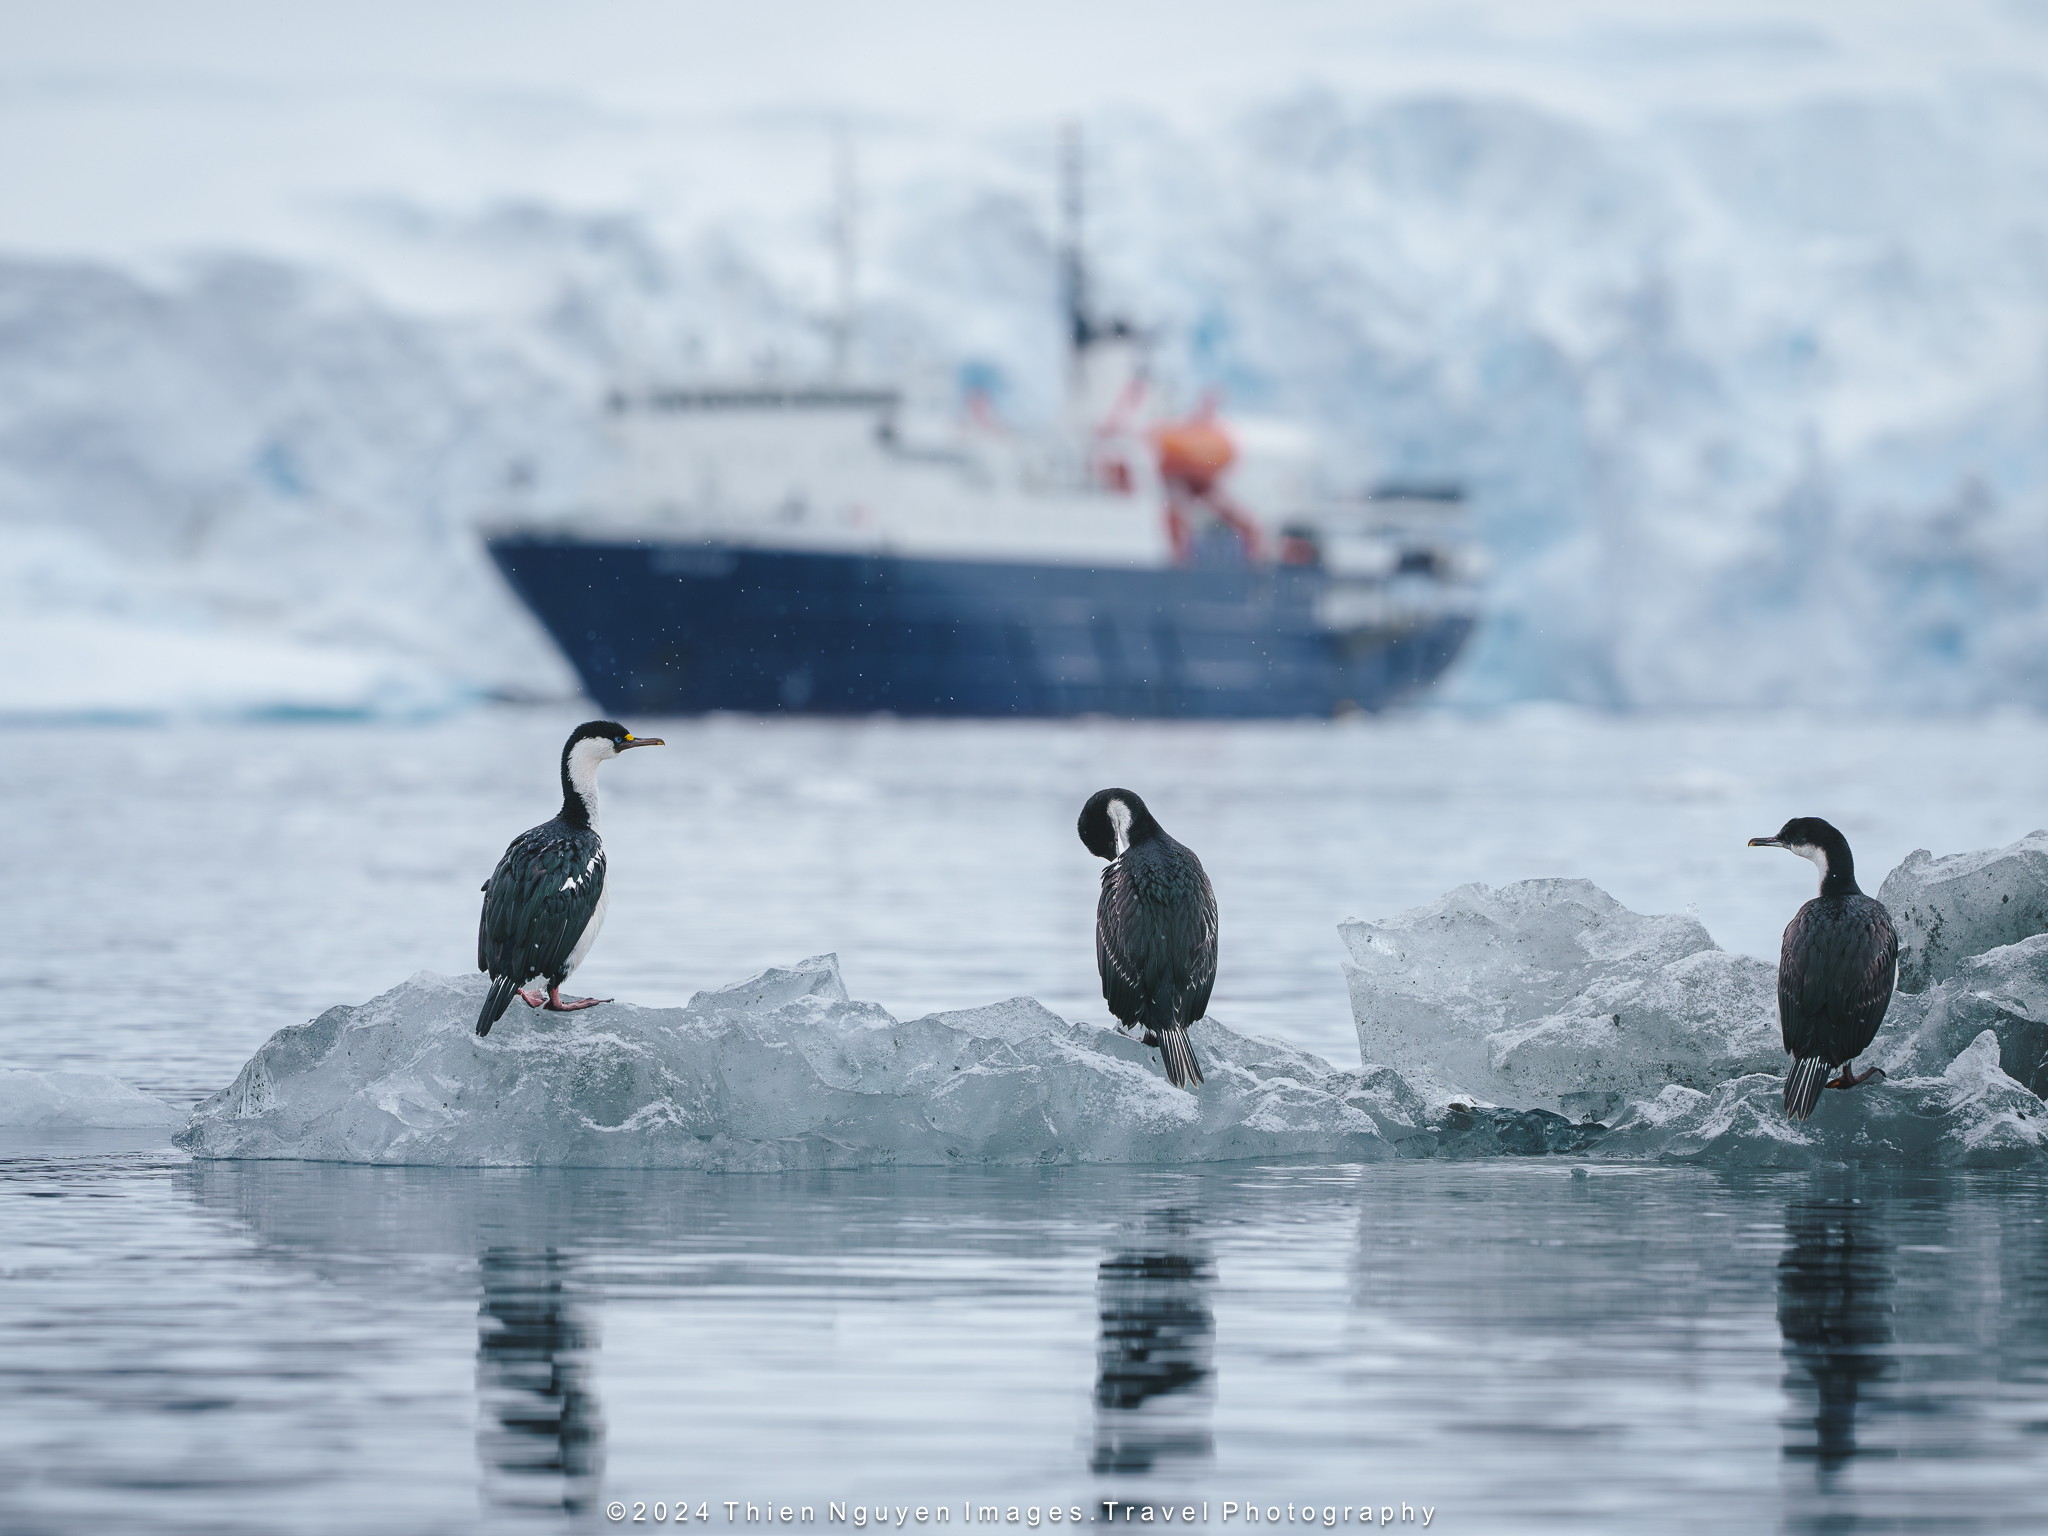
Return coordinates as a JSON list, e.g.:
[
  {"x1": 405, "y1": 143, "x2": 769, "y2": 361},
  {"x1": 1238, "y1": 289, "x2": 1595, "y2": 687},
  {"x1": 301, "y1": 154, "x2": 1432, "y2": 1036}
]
[
  {"x1": 475, "y1": 720, "x2": 663, "y2": 1037},
  {"x1": 1078, "y1": 788, "x2": 1218, "y2": 1090},
  {"x1": 1749, "y1": 816, "x2": 1899, "y2": 1121}
]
